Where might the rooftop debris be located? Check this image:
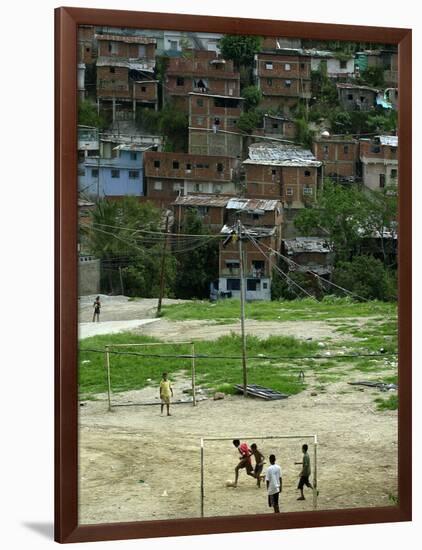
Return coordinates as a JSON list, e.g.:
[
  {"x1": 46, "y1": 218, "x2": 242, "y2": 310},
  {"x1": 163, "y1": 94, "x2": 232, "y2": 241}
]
[
  {"x1": 221, "y1": 224, "x2": 277, "y2": 237},
  {"x1": 226, "y1": 198, "x2": 282, "y2": 212},
  {"x1": 283, "y1": 237, "x2": 333, "y2": 255},
  {"x1": 234, "y1": 384, "x2": 289, "y2": 400},
  {"x1": 95, "y1": 34, "x2": 157, "y2": 44},
  {"x1": 336, "y1": 83, "x2": 379, "y2": 92},
  {"x1": 172, "y1": 195, "x2": 231, "y2": 207},
  {"x1": 377, "y1": 135, "x2": 398, "y2": 147}
]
